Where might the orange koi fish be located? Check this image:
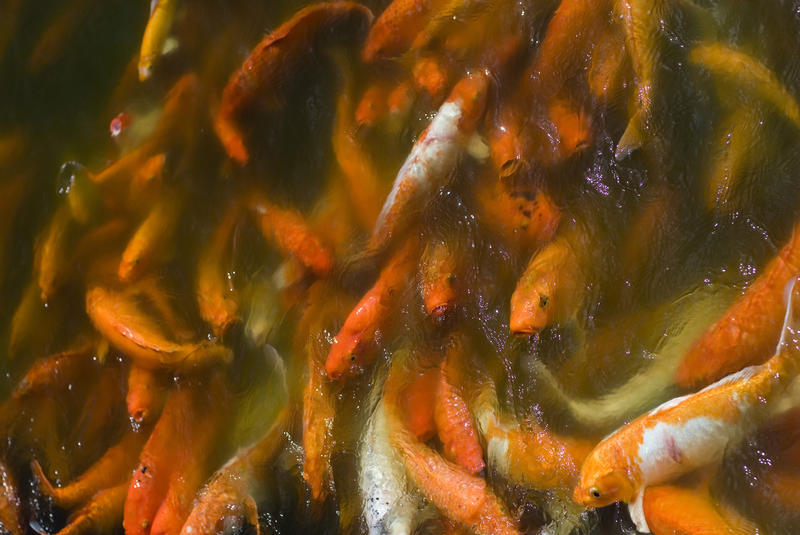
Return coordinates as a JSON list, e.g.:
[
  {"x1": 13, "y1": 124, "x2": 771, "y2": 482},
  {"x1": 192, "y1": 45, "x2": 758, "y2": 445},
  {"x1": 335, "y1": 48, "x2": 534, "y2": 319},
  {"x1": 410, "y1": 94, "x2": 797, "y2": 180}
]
[
  {"x1": 420, "y1": 239, "x2": 460, "y2": 322},
  {"x1": 126, "y1": 365, "x2": 168, "y2": 425},
  {"x1": 331, "y1": 56, "x2": 387, "y2": 230},
  {"x1": 546, "y1": 97, "x2": 593, "y2": 162},
  {"x1": 249, "y1": 194, "x2": 335, "y2": 278},
  {"x1": 32, "y1": 431, "x2": 146, "y2": 510},
  {"x1": 402, "y1": 365, "x2": 440, "y2": 441},
  {"x1": 355, "y1": 80, "x2": 392, "y2": 128},
  {"x1": 118, "y1": 191, "x2": 183, "y2": 282},
  {"x1": 139, "y1": 0, "x2": 178, "y2": 81},
  {"x1": 475, "y1": 381, "x2": 592, "y2": 491},
  {"x1": 196, "y1": 200, "x2": 242, "y2": 337},
  {"x1": 575, "y1": 284, "x2": 800, "y2": 532},
  {"x1": 367, "y1": 72, "x2": 489, "y2": 254},
  {"x1": 435, "y1": 348, "x2": 484, "y2": 474},
  {"x1": 587, "y1": 23, "x2": 629, "y2": 104},
  {"x1": 12, "y1": 343, "x2": 96, "y2": 401},
  {"x1": 643, "y1": 484, "x2": 759, "y2": 535},
  {"x1": 179, "y1": 408, "x2": 289, "y2": 535},
  {"x1": 35, "y1": 204, "x2": 75, "y2": 303},
  {"x1": 325, "y1": 238, "x2": 419, "y2": 380},
  {"x1": 302, "y1": 332, "x2": 337, "y2": 502},
  {"x1": 613, "y1": 0, "x2": 671, "y2": 160},
  {"x1": 675, "y1": 219, "x2": 800, "y2": 389},
  {"x1": 509, "y1": 229, "x2": 584, "y2": 336},
  {"x1": 47, "y1": 482, "x2": 128, "y2": 535},
  {"x1": 0, "y1": 460, "x2": 22, "y2": 535},
  {"x1": 215, "y1": 2, "x2": 373, "y2": 164},
  {"x1": 383, "y1": 350, "x2": 521, "y2": 535},
  {"x1": 474, "y1": 178, "x2": 561, "y2": 255},
  {"x1": 412, "y1": 55, "x2": 451, "y2": 103},
  {"x1": 386, "y1": 80, "x2": 416, "y2": 131},
  {"x1": 149, "y1": 374, "x2": 229, "y2": 535},
  {"x1": 362, "y1": 0, "x2": 444, "y2": 62},
  {"x1": 86, "y1": 285, "x2": 232, "y2": 371}
]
